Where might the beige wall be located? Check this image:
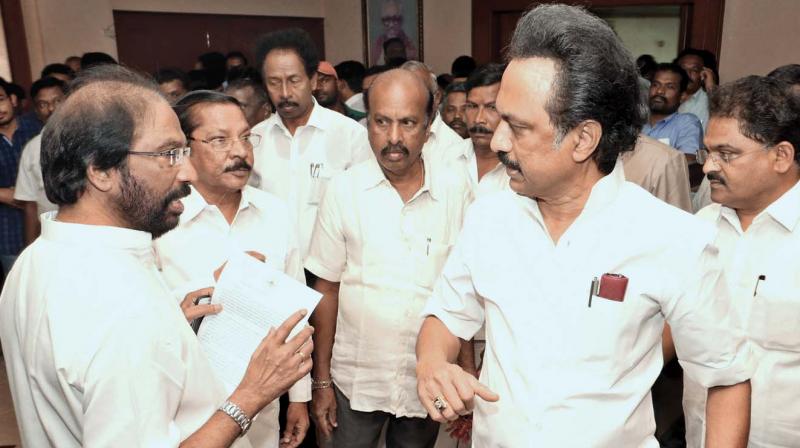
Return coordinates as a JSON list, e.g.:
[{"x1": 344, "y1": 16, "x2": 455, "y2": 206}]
[
  {"x1": 21, "y1": 0, "x2": 471, "y2": 79},
  {"x1": 719, "y1": 0, "x2": 800, "y2": 83}
]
